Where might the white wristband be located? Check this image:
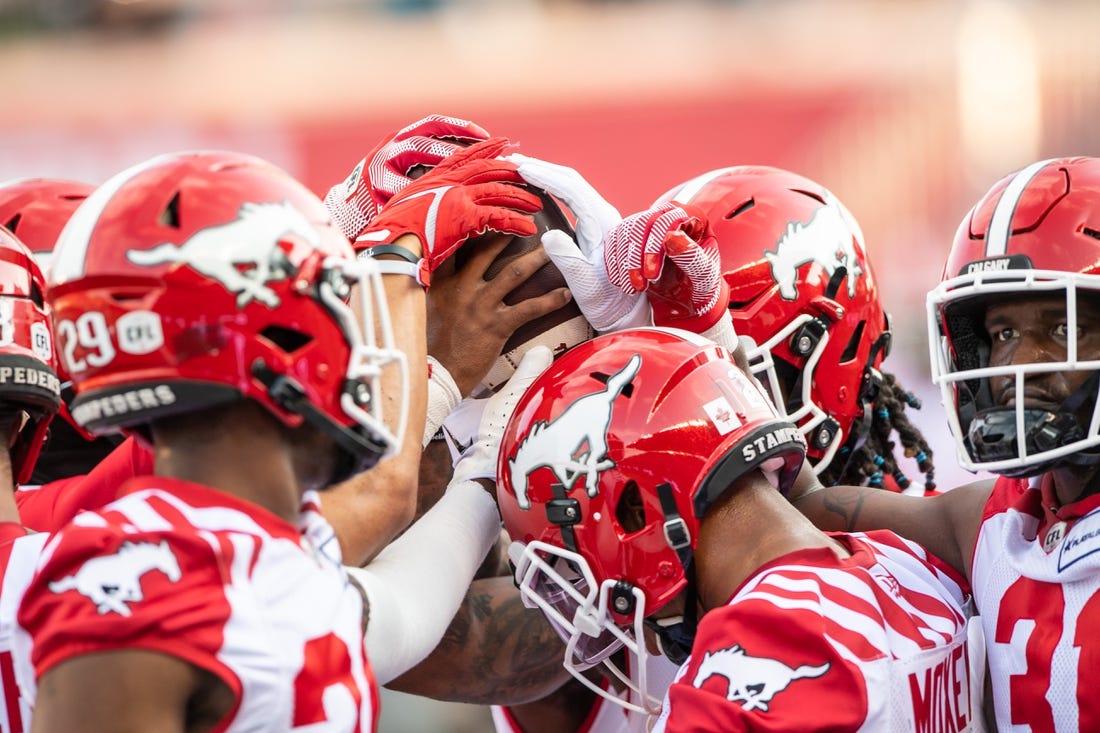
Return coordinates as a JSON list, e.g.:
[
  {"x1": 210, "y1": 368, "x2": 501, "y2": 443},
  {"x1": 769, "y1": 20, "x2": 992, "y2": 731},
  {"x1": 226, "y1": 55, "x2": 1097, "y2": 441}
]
[
  {"x1": 699, "y1": 311, "x2": 739, "y2": 353},
  {"x1": 424, "y1": 356, "x2": 462, "y2": 447}
]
